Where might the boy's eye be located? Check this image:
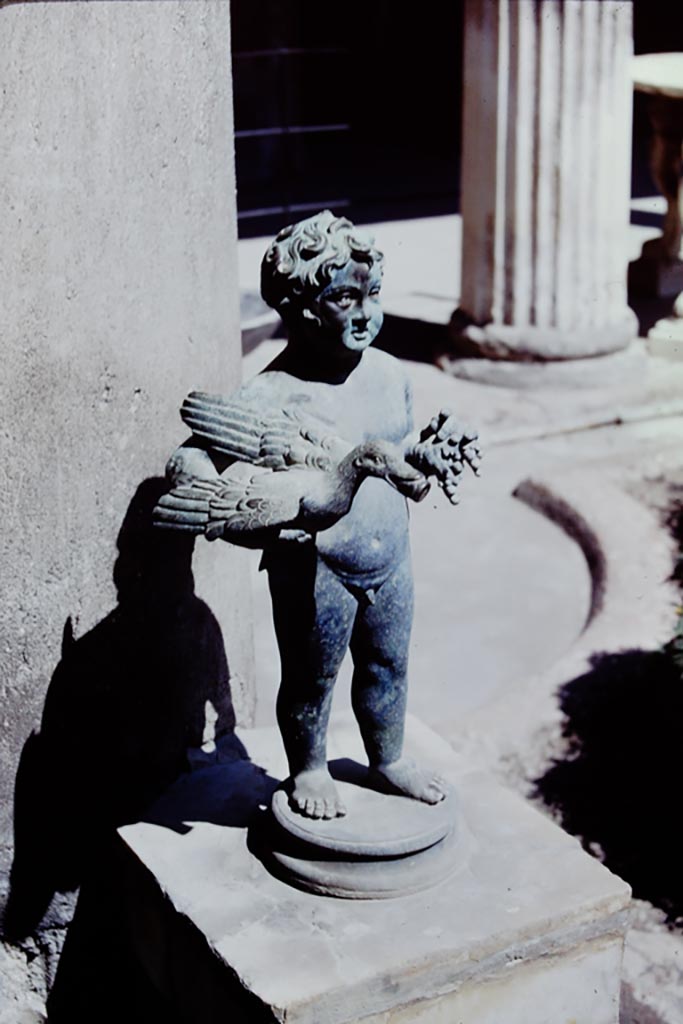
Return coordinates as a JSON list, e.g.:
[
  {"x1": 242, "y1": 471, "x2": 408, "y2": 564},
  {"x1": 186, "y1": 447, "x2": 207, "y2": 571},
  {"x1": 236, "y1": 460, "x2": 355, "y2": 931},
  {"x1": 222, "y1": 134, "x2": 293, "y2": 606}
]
[
  {"x1": 335, "y1": 294, "x2": 353, "y2": 308},
  {"x1": 369, "y1": 288, "x2": 381, "y2": 299}
]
